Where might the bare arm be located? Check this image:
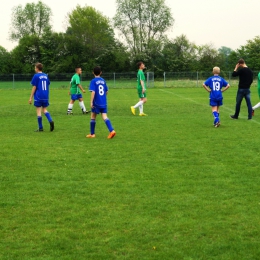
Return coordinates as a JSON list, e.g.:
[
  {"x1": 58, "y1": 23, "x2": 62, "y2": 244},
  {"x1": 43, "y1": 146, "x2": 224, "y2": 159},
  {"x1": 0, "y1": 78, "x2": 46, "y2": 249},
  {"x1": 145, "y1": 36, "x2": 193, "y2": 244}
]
[
  {"x1": 140, "y1": 80, "x2": 145, "y2": 93},
  {"x1": 221, "y1": 84, "x2": 230, "y2": 92},
  {"x1": 77, "y1": 84, "x2": 86, "y2": 93},
  {"x1": 90, "y1": 91, "x2": 95, "y2": 108},
  {"x1": 202, "y1": 84, "x2": 211, "y2": 93},
  {"x1": 29, "y1": 86, "x2": 36, "y2": 104}
]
